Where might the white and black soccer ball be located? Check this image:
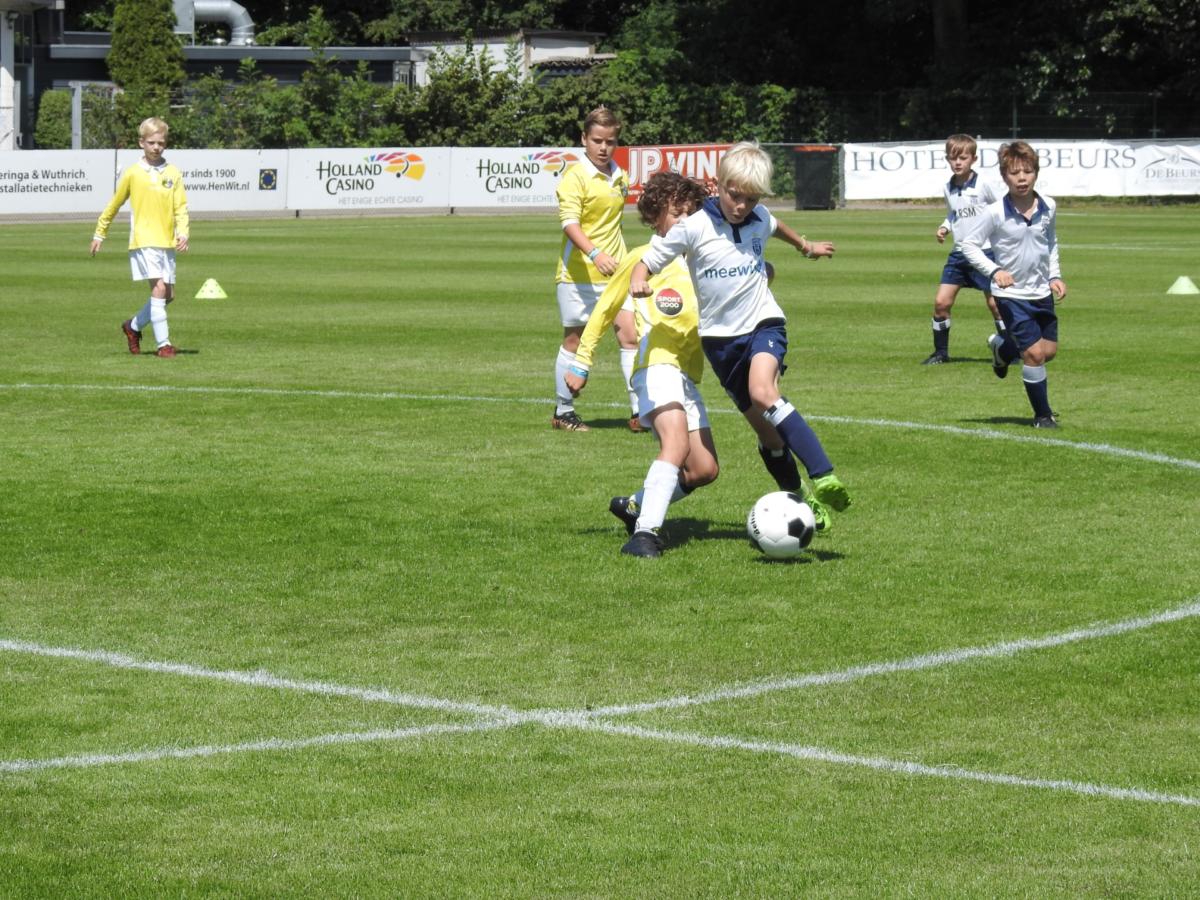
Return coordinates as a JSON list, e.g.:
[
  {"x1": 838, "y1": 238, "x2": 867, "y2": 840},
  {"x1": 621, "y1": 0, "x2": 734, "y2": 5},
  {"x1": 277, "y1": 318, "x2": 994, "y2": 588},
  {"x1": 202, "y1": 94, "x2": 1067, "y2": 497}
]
[{"x1": 746, "y1": 491, "x2": 816, "y2": 558}]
